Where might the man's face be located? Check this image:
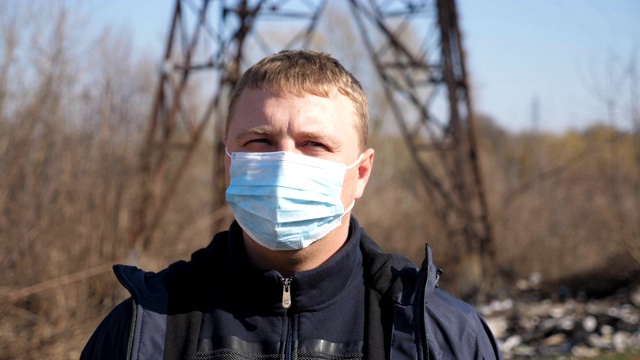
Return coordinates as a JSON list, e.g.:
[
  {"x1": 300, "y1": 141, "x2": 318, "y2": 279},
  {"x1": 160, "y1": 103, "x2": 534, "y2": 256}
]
[{"x1": 224, "y1": 88, "x2": 374, "y2": 210}]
